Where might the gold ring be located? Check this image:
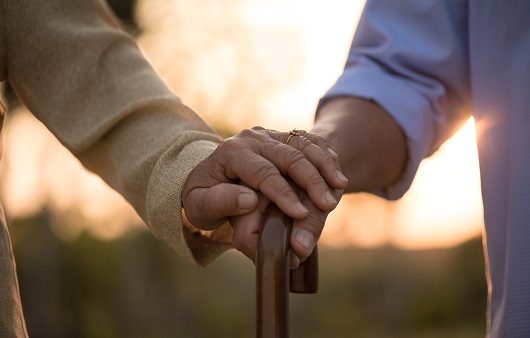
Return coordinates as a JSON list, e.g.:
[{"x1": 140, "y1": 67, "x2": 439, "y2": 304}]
[{"x1": 285, "y1": 129, "x2": 301, "y2": 144}]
